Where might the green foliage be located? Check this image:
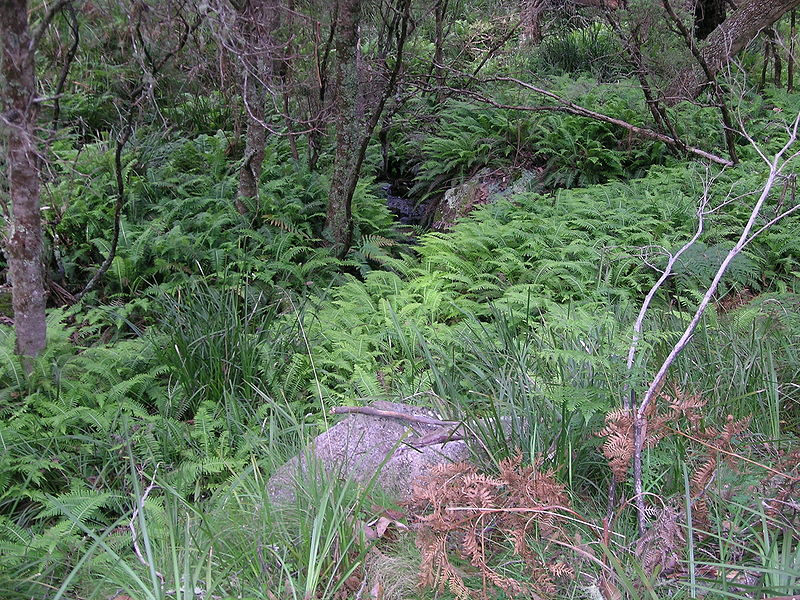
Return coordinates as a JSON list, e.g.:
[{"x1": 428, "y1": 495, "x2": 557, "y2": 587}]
[
  {"x1": 149, "y1": 281, "x2": 304, "y2": 419},
  {"x1": 411, "y1": 102, "x2": 526, "y2": 196},
  {"x1": 534, "y1": 22, "x2": 627, "y2": 80},
  {"x1": 672, "y1": 241, "x2": 762, "y2": 294},
  {"x1": 6, "y1": 17, "x2": 800, "y2": 598},
  {"x1": 162, "y1": 92, "x2": 234, "y2": 136},
  {"x1": 49, "y1": 129, "x2": 404, "y2": 298}
]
